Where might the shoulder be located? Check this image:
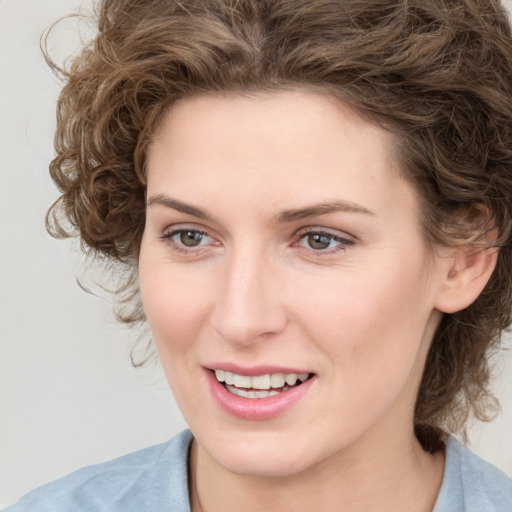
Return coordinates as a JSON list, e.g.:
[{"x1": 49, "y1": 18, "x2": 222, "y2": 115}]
[
  {"x1": 4, "y1": 430, "x2": 193, "y2": 512},
  {"x1": 434, "y1": 437, "x2": 512, "y2": 512}
]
